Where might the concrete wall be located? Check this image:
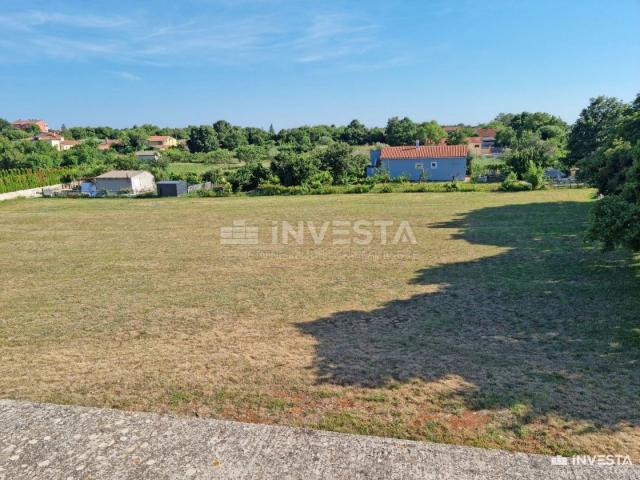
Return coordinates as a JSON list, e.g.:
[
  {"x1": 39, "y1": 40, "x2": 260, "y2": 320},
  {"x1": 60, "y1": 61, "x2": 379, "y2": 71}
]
[
  {"x1": 0, "y1": 184, "x2": 66, "y2": 202},
  {"x1": 378, "y1": 157, "x2": 466, "y2": 181}
]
